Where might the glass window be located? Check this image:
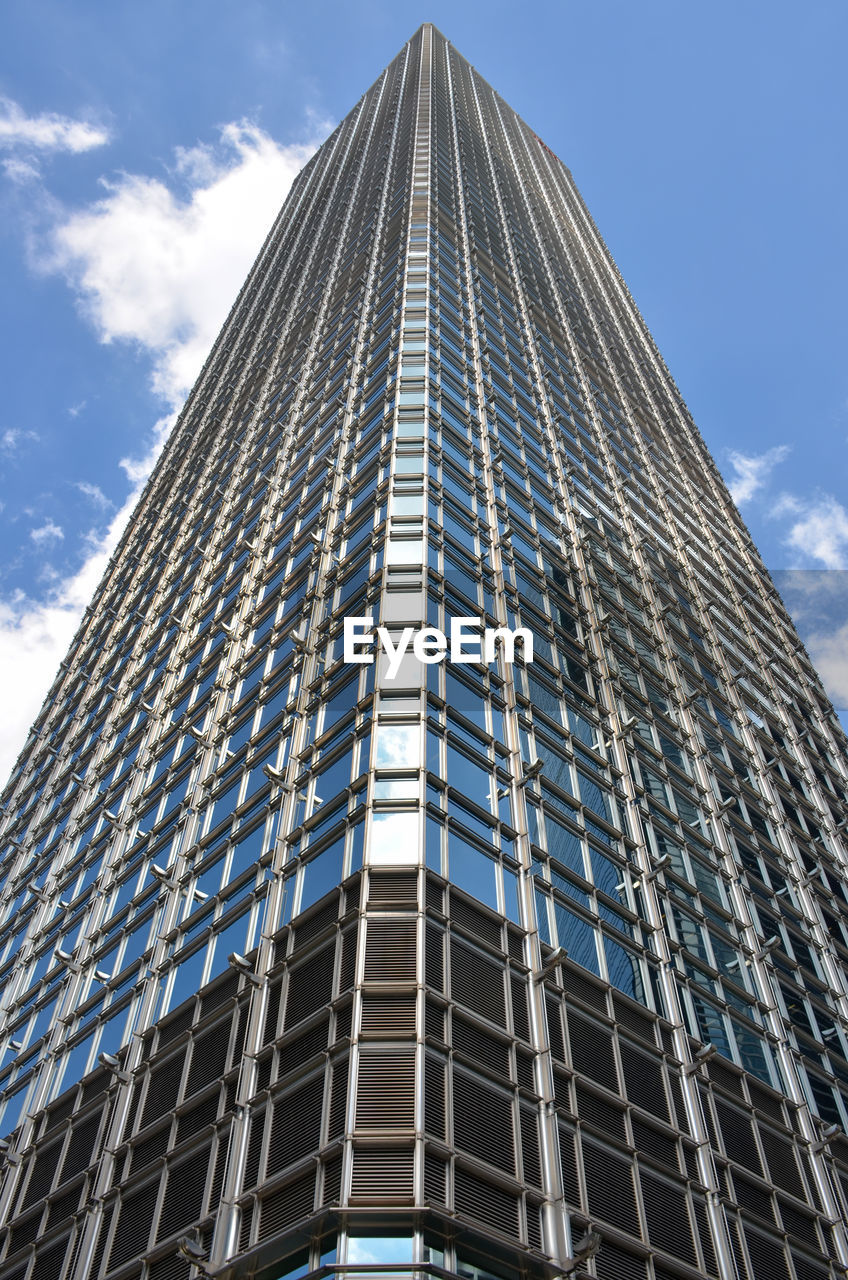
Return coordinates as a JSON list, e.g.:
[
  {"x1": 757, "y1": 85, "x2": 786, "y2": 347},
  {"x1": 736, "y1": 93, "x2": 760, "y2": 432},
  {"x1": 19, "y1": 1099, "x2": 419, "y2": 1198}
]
[{"x1": 448, "y1": 831, "x2": 498, "y2": 911}]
